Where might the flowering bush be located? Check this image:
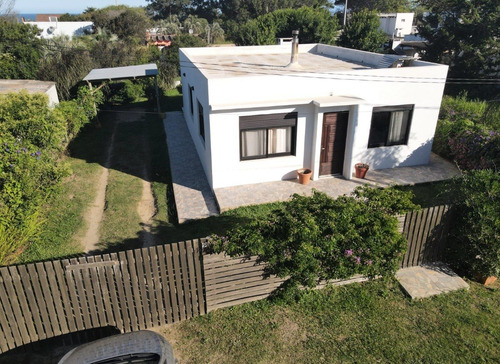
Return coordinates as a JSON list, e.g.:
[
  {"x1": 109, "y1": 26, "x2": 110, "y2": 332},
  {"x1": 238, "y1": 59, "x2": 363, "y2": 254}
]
[
  {"x1": 448, "y1": 130, "x2": 500, "y2": 170},
  {"x1": 208, "y1": 186, "x2": 417, "y2": 291},
  {"x1": 433, "y1": 95, "x2": 499, "y2": 170}
]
